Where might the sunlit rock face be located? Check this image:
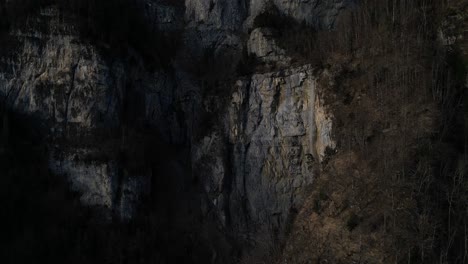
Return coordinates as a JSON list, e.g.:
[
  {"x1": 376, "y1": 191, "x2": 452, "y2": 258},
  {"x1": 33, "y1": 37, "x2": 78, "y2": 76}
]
[
  {"x1": 0, "y1": 8, "x2": 119, "y2": 128},
  {"x1": 193, "y1": 65, "x2": 336, "y2": 248},
  {"x1": 0, "y1": 0, "x2": 342, "y2": 258}
]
